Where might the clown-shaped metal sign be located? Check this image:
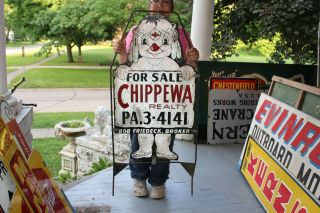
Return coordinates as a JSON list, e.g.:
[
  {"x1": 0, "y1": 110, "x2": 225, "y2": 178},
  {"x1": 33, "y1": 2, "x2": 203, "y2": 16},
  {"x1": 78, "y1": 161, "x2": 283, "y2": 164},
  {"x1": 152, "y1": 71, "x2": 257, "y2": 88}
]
[{"x1": 113, "y1": 15, "x2": 196, "y2": 160}]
